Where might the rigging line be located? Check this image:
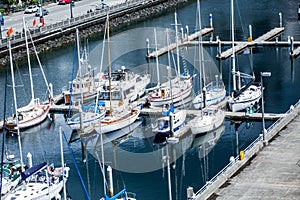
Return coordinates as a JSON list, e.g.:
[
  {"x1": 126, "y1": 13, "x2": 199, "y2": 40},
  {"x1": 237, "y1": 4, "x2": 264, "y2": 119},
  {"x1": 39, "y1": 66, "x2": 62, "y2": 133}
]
[
  {"x1": 15, "y1": 61, "x2": 29, "y2": 103},
  {"x1": 26, "y1": 22, "x2": 52, "y2": 99},
  {"x1": 62, "y1": 130, "x2": 91, "y2": 200},
  {"x1": 0, "y1": 45, "x2": 10, "y2": 198},
  {"x1": 235, "y1": 0, "x2": 246, "y2": 40}
]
